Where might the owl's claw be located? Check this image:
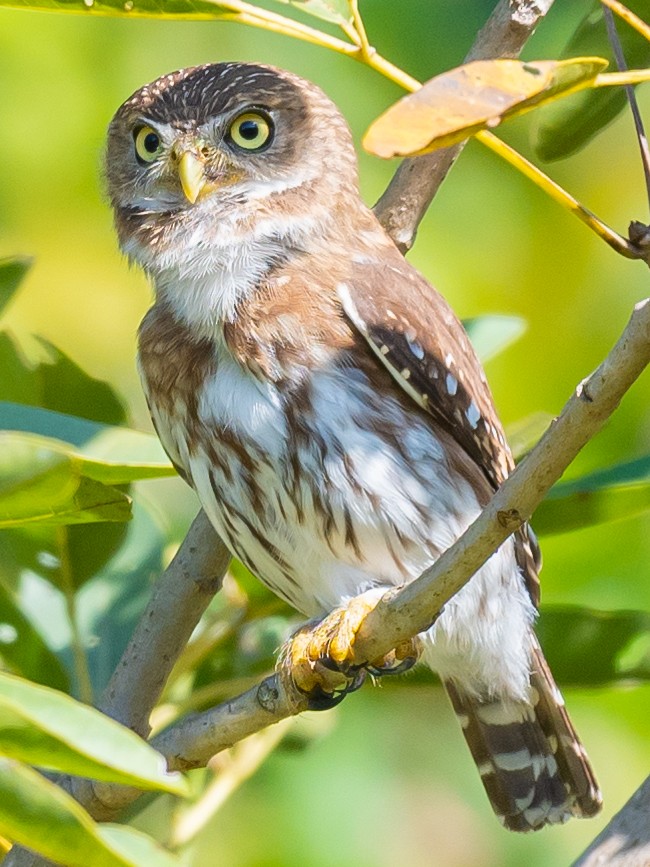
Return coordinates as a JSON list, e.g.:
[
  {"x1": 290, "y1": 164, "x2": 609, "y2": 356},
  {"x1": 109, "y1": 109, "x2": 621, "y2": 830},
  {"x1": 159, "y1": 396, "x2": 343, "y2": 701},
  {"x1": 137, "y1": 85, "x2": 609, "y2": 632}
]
[
  {"x1": 306, "y1": 670, "x2": 367, "y2": 711},
  {"x1": 279, "y1": 590, "x2": 417, "y2": 706}
]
